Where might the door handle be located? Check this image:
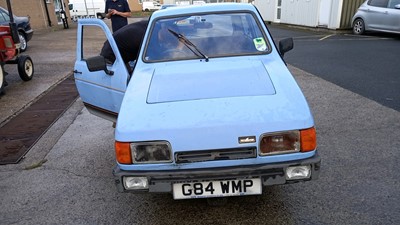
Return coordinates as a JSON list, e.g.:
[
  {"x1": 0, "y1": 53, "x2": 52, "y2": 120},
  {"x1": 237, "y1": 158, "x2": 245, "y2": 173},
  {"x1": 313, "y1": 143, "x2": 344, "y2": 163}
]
[{"x1": 73, "y1": 70, "x2": 82, "y2": 74}]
